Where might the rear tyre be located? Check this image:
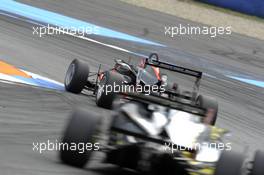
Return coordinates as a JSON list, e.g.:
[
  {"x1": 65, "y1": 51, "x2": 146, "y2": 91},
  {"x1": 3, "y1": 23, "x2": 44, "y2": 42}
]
[
  {"x1": 64, "y1": 59, "x2": 89, "y2": 94},
  {"x1": 166, "y1": 82, "x2": 180, "y2": 99},
  {"x1": 214, "y1": 151, "x2": 245, "y2": 175},
  {"x1": 96, "y1": 71, "x2": 124, "y2": 109},
  {"x1": 59, "y1": 109, "x2": 101, "y2": 168},
  {"x1": 196, "y1": 95, "x2": 218, "y2": 125},
  {"x1": 252, "y1": 150, "x2": 264, "y2": 175},
  {"x1": 149, "y1": 154, "x2": 188, "y2": 175}
]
